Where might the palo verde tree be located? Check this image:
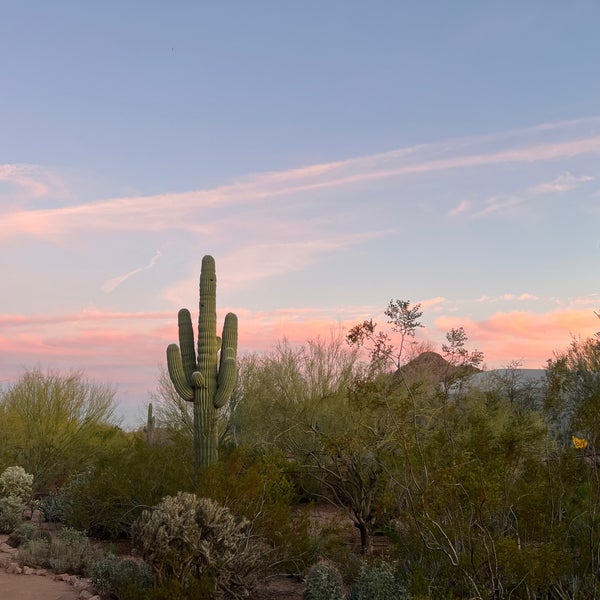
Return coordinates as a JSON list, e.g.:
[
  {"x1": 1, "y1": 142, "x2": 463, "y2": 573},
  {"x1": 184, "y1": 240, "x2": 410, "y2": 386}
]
[
  {"x1": 166, "y1": 255, "x2": 238, "y2": 470},
  {"x1": 0, "y1": 369, "x2": 118, "y2": 491}
]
